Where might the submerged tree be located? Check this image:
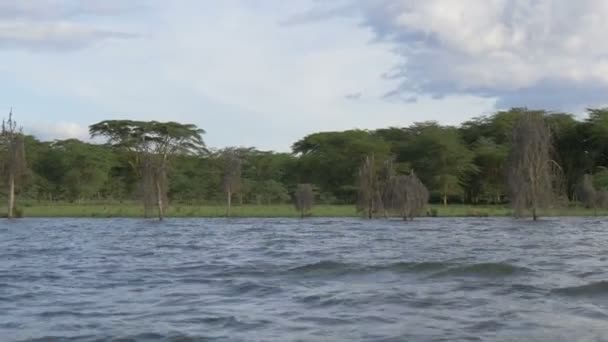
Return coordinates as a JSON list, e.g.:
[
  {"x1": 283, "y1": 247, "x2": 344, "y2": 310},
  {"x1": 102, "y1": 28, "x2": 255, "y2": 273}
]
[
  {"x1": 507, "y1": 111, "x2": 560, "y2": 220},
  {"x1": 0, "y1": 110, "x2": 26, "y2": 218},
  {"x1": 385, "y1": 172, "x2": 429, "y2": 220},
  {"x1": 221, "y1": 149, "x2": 242, "y2": 217},
  {"x1": 357, "y1": 154, "x2": 382, "y2": 219},
  {"x1": 378, "y1": 157, "x2": 396, "y2": 218},
  {"x1": 90, "y1": 120, "x2": 205, "y2": 220},
  {"x1": 575, "y1": 174, "x2": 597, "y2": 210},
  {"x1": 294, "y1": 183, "x2": 314, "y2": 218}
]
